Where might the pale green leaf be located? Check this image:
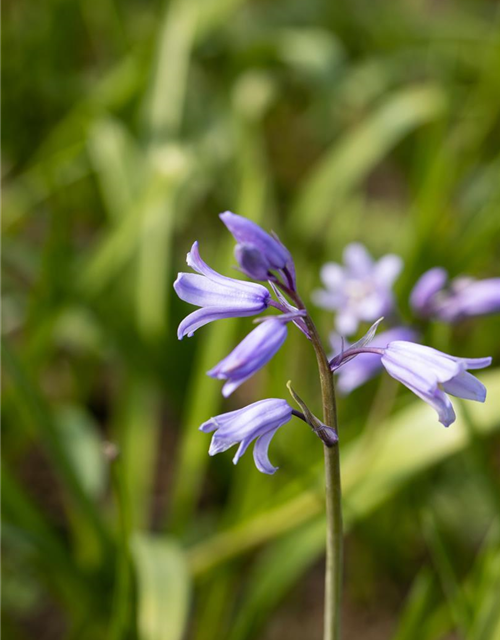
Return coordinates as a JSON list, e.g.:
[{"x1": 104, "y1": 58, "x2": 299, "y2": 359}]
[{"x1": 132, "y1": 534, "x2": 191, "y2": 640}]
